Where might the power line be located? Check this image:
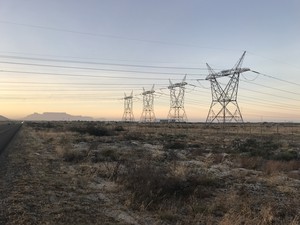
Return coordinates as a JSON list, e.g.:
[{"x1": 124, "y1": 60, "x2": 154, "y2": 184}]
[
  {"x1": 240, "y1": 79, "x2": 300, "y2": 96},
  {"x1": 247, "y1": 52, "x2": 300, "y2": 71},
  {"x1": 0, "y1": 81, "x2": 167, "y2": 86},
  {"x1": 186, "y1": 88, "x2": 300, "y2": 111},
  {"x1": 250, "y1": 70, "x2": 300, "y2": 87},
  {"x1": 0, "y1": 61, "x2": 205, "y2": 76},
  {"x1": 0, "y1": 50, "x2": 209, "y2": 66},
  {"x1": 0, "y1": 55, "x2": 209, "y2": 70},
  {"x1": 0, "y1": 71, "x2": 208, "y2": 94},
  {"x1": 0, "y1": 69, "x2": 170, "y2": 80},
  {"x1": 240, "y1": 86, "x2": 300, "y2": 102},
  {"x1": 0, "y1": 20, "x2": 243, "y2": 52},
  {"x1": 1, "y1": 91, "x2": 298, "y2": 112},
  {"x1": 1, "y1": 75, "x2": 298, "y2": 104},
  {"x1": 239, "y1": 96, "x2": 300, "y2": 111},
  {"x1": 0, "y1": 88, "x2": 141, "y2": 92},
  {"x1": 215, "y1": 78, "x2": 300, "y2": 98}
]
